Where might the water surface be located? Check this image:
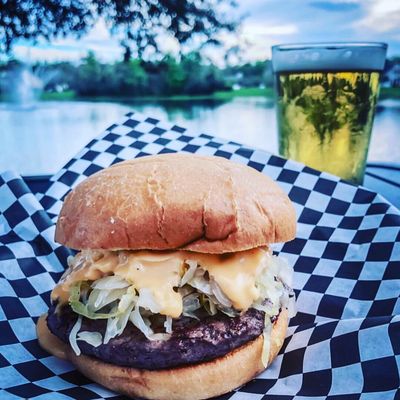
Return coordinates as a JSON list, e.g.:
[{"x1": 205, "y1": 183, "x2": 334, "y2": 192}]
[{"x1": 0, "y1": 97, "x2": 399, "y2": 175}]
